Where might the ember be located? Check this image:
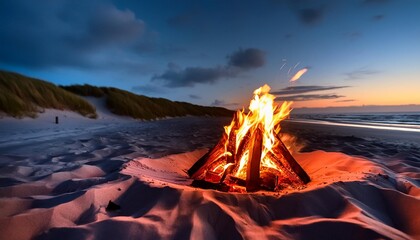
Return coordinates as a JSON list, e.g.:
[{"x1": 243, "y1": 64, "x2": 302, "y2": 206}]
[{"x1": 188, "y1": 84, "x2": 310, "y2": 192}]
